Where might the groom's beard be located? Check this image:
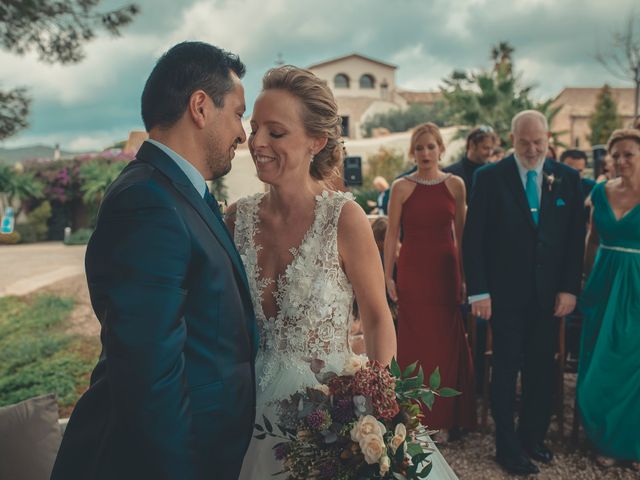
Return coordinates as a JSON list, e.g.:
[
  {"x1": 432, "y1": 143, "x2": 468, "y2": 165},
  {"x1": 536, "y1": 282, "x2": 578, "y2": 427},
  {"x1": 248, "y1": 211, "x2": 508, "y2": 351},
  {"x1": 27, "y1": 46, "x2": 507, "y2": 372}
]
[{"x1": 207, "y1": 136, "x2": 235, "y2": 180}]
